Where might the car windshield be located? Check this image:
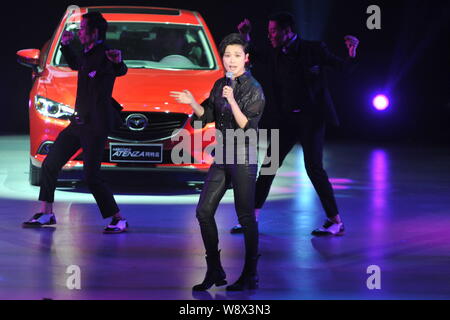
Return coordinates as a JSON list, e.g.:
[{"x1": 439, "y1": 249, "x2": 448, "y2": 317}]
[{"x1": 53, "y1": 22, "x2": 217, "y2": 70}]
